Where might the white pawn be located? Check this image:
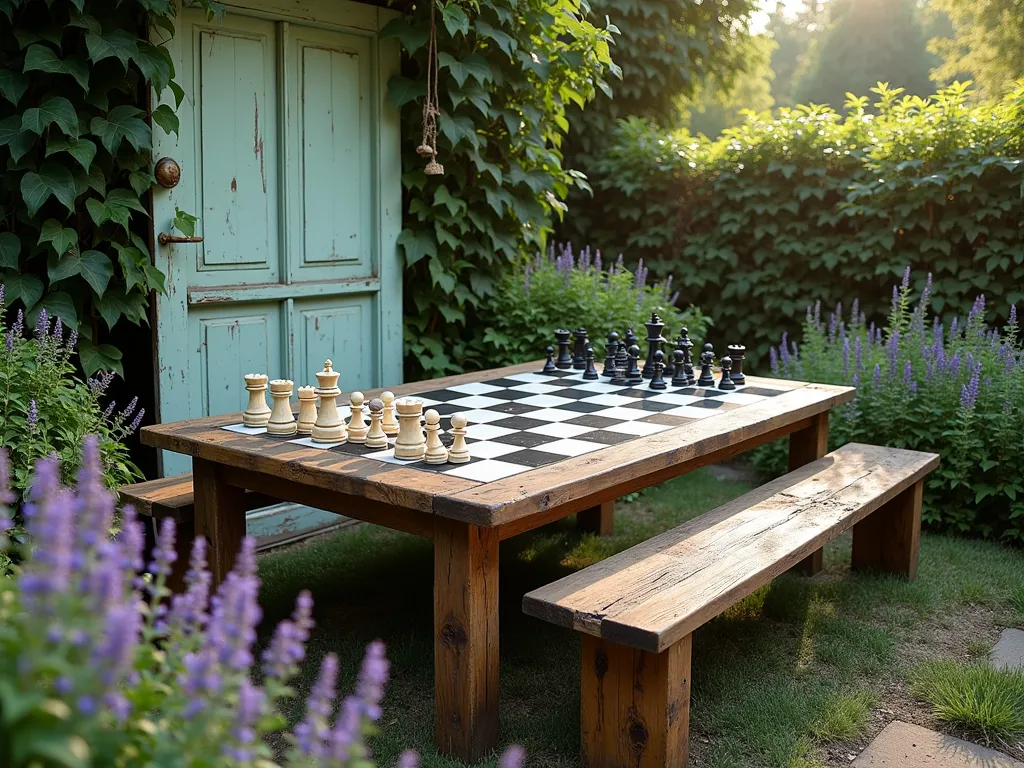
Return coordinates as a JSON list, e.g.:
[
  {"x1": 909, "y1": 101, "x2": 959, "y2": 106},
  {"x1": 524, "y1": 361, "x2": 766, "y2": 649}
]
[
  {"x1": 348, "y1": 391, "x2": 369, "y2": 443},
  {"x1": 242, "y1": 373, "x2": 271, "y2": 427},
  {"x1": 267, "y1": 379, "x2": 297, "y2": 436},
  {"x1": 393, "y1": 398, "x2": 425, "y2": 460},
  {"x1": 312, "y1": 360, "x2": 347, "y2": 443},
  {"x1": 296, "y1": 386, "x2": 317, "y2": 435},
  {"x1": 424, "y1": 409, "x2": 449, "y2": 464},
  {"x1": 447, "y1": 412, "x2": 470, "y2": 464},
  {"x1": 380, "y1": 391, "x2": 399, "y2": 436},
  {"x1": 365, "y1": 398, "x2": 388, "y2": 449}
]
